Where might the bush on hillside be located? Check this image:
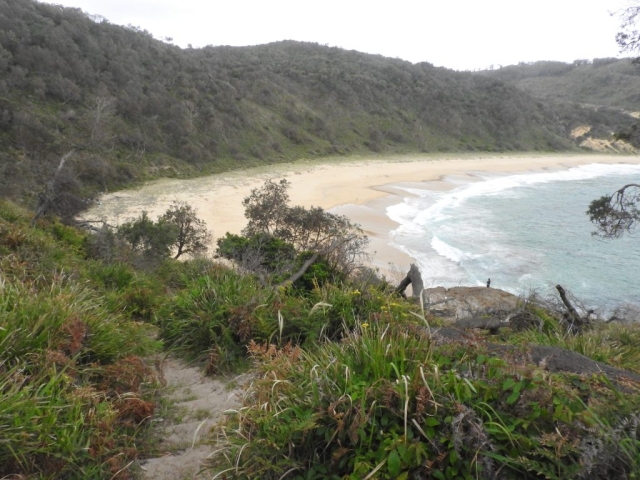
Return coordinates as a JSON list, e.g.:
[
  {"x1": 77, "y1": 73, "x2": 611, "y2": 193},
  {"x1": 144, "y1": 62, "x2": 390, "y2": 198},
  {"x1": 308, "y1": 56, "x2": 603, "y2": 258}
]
[
  {"x1": 156, "y1": 266, "x2": 418, "y2": 372},
  {"x1": 0, "y1": 200, "x2": 160, "y2": 479},
  {"x1": 115, "y1": 202, "x2": 211, "y2": 267},
  {"x1": 217, "y1": 179, "x2": 369, "y2": 288}
]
